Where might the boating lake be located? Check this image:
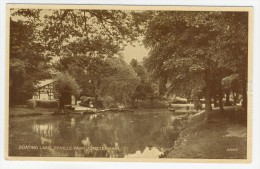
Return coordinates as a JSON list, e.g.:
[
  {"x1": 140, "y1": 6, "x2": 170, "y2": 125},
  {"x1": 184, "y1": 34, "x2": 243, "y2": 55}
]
[{"x1": 9, "y1": 109, "x2": 186, "y2": 158}]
